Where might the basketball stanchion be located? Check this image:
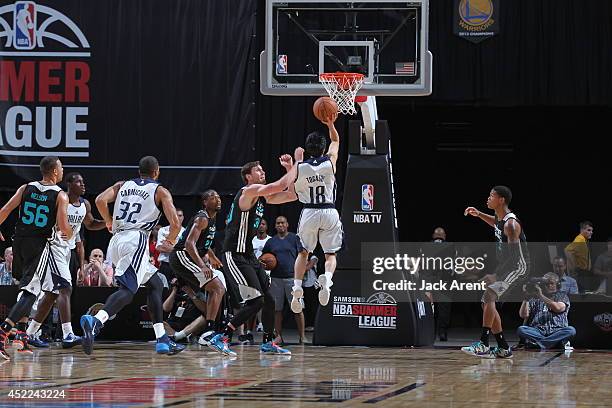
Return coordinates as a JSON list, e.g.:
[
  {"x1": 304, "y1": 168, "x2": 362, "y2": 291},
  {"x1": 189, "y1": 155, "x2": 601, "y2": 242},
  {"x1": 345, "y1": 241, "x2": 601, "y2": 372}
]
[{"x1": 312, "y1": 72, "x2": 435, "y2": 347}]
